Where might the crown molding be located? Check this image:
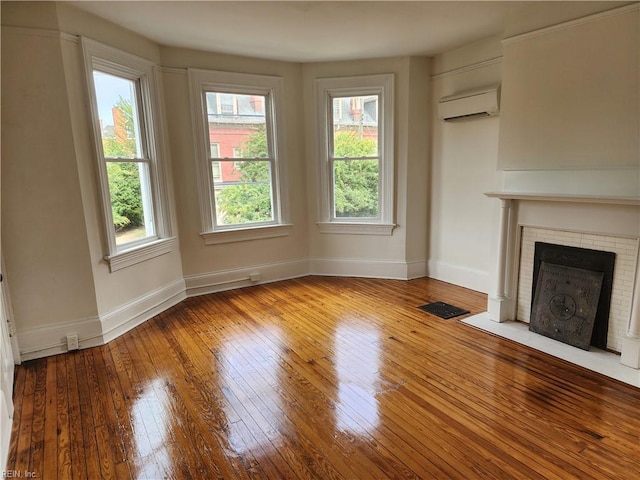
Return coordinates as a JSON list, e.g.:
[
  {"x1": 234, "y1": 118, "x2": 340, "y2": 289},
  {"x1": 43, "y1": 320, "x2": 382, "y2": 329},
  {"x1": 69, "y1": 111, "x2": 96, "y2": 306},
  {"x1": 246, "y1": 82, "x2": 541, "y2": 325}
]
[{"x1": 502, "y1": 3, "x2": 639, "y2": 46}]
